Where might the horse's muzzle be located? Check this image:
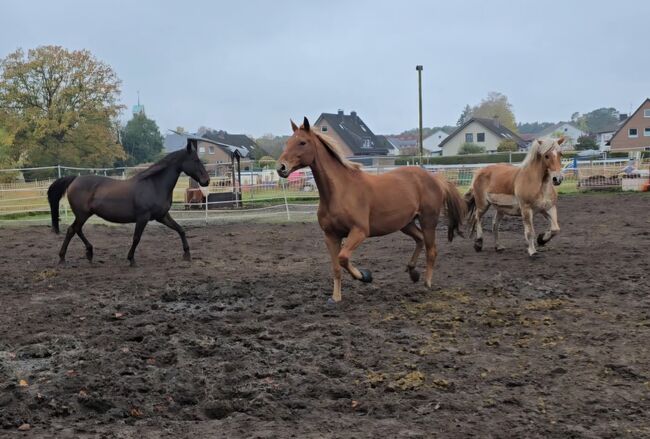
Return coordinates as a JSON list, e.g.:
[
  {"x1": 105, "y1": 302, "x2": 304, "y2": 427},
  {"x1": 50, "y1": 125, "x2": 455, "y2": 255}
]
[
  {"x1": 552, "y1": 175, "x2": 563, "y2": 186},
  {"x1": 200, "y1": 177, "x2": 210, "y2": 187},
  {"x1": 277, "y1": 162, "x2": 290, "y2": 178}
]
